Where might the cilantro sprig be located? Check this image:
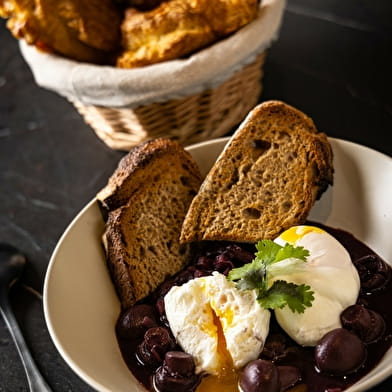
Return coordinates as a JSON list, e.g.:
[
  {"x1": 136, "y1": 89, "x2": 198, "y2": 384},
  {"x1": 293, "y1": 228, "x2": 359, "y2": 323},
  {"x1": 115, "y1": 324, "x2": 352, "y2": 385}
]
[{"x1": 227, "y1": 240, "x2": 314, "y2": 313}]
